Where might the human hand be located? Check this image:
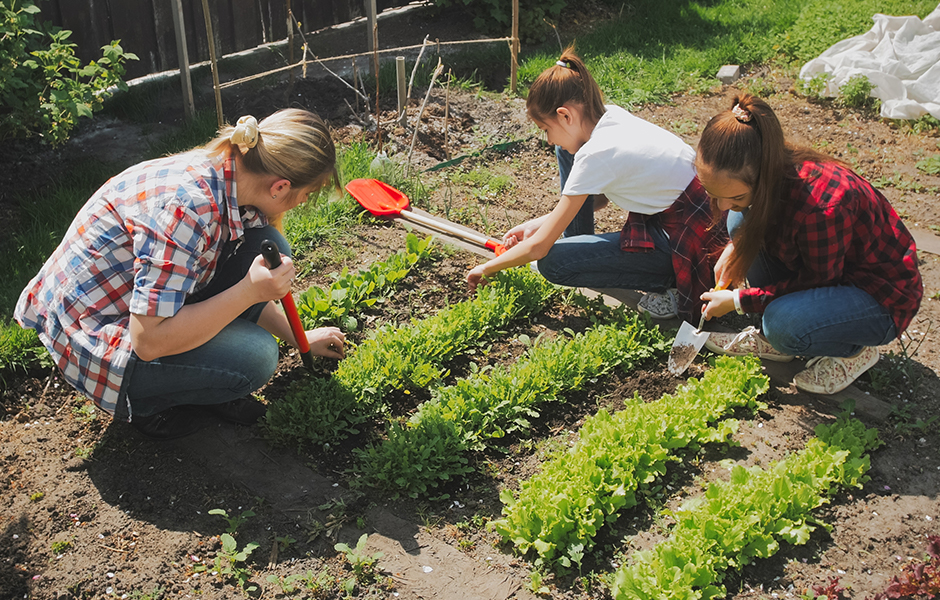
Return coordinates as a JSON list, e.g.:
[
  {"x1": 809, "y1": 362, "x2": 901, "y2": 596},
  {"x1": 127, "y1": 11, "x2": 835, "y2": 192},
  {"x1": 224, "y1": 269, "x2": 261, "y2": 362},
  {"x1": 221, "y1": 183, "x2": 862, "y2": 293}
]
[
  {"x1": 701, "y1": 288, "x2": 736, "y2": 321},
  {"x1": 503, "y1": 216, "x2": 544, "y2": 248},
  {"x1": 306, "y1": 326, "x2": 346, "y2": 359},
  {"x1": 467, "y1": 265, "x2": 491, "y2": 293},
  {"x1": 247, "y1": 253, "x2": 295, "y2": 303}
]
